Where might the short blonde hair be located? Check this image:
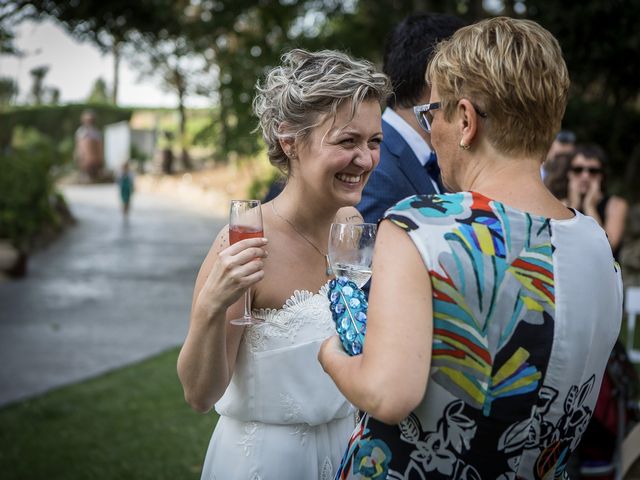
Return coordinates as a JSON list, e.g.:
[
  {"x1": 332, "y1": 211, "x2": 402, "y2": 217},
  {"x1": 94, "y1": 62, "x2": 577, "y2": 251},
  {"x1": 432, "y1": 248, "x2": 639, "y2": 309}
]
[
  {"x1": 253, "y1": 49, "x2": 391, "y2": 175},
  {"x1": 427, "y1": 17, "x2": 570, "y2": 157}
]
